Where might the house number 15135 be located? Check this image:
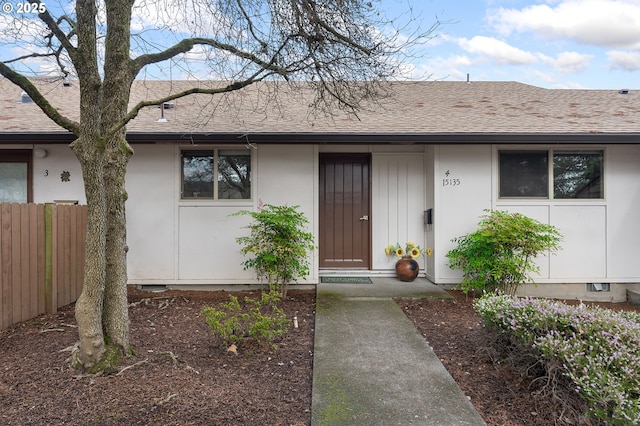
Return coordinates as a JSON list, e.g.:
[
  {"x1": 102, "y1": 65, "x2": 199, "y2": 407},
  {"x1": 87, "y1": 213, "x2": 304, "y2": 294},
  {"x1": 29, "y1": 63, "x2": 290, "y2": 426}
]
[{"x1": 442, "y1": 178, "x2": 461, "y2": 187}]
